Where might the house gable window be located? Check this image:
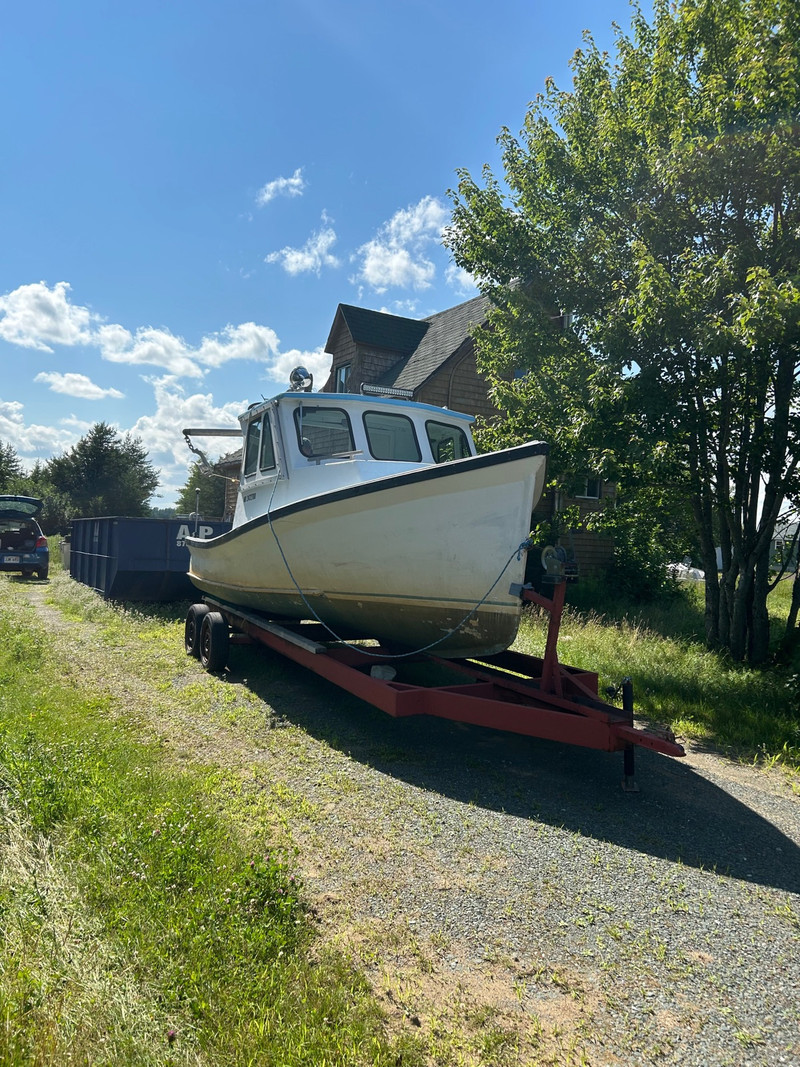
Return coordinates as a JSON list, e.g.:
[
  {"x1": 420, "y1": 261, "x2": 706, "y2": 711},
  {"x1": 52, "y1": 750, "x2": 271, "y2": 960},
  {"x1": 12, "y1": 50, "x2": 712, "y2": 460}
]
[{"x1": 334, "y1": 363, "x2": 351, "y2": 392}]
